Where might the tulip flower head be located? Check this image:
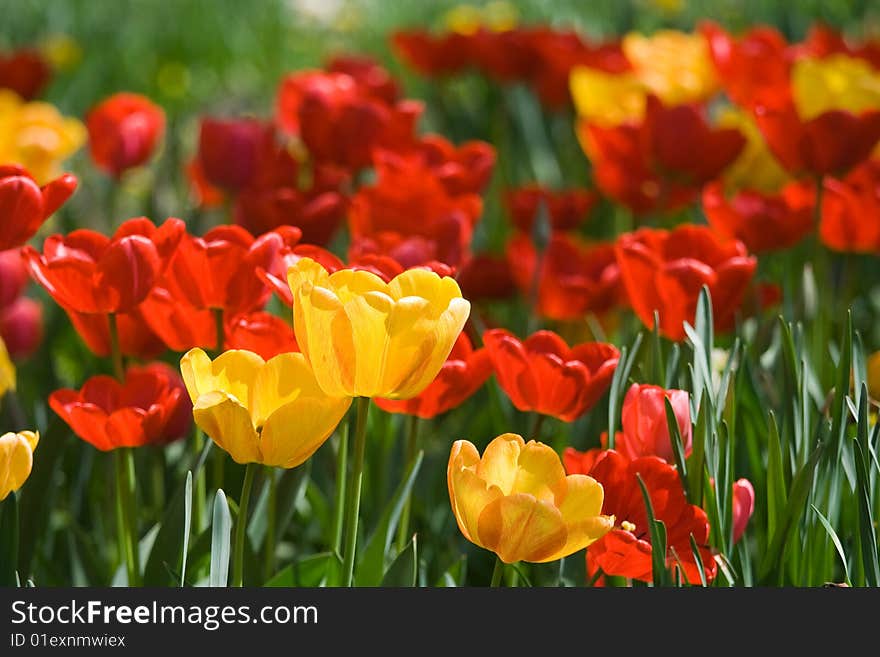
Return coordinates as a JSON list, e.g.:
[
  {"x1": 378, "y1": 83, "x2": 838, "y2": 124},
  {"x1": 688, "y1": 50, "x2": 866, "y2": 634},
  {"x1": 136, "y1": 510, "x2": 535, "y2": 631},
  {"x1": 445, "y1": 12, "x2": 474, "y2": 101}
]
[
  {"x1": 288, "y1": 257, "x2": 470, "y2": 399},
  {"x1": 181, "y1": 348, "x2": 351, "y2": 468},
  {"x1": 617, "y1": 383, "x2": 692, "y2": 463},
  {"x1": 448, "y1": 433, "x2": 613, "y2": 563},
  {"x1": 86, "y1": 92, "x2": 165, "y2": 178},
  {"x1": 0, "y1": 165, "x2": 77, "y2": 251},
  {"x1": 0, "y1": 430, "x2": 39, "y2": 501},
  {"x1": 0, "y1": 335, "x2": 14, "y2": 396}
]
